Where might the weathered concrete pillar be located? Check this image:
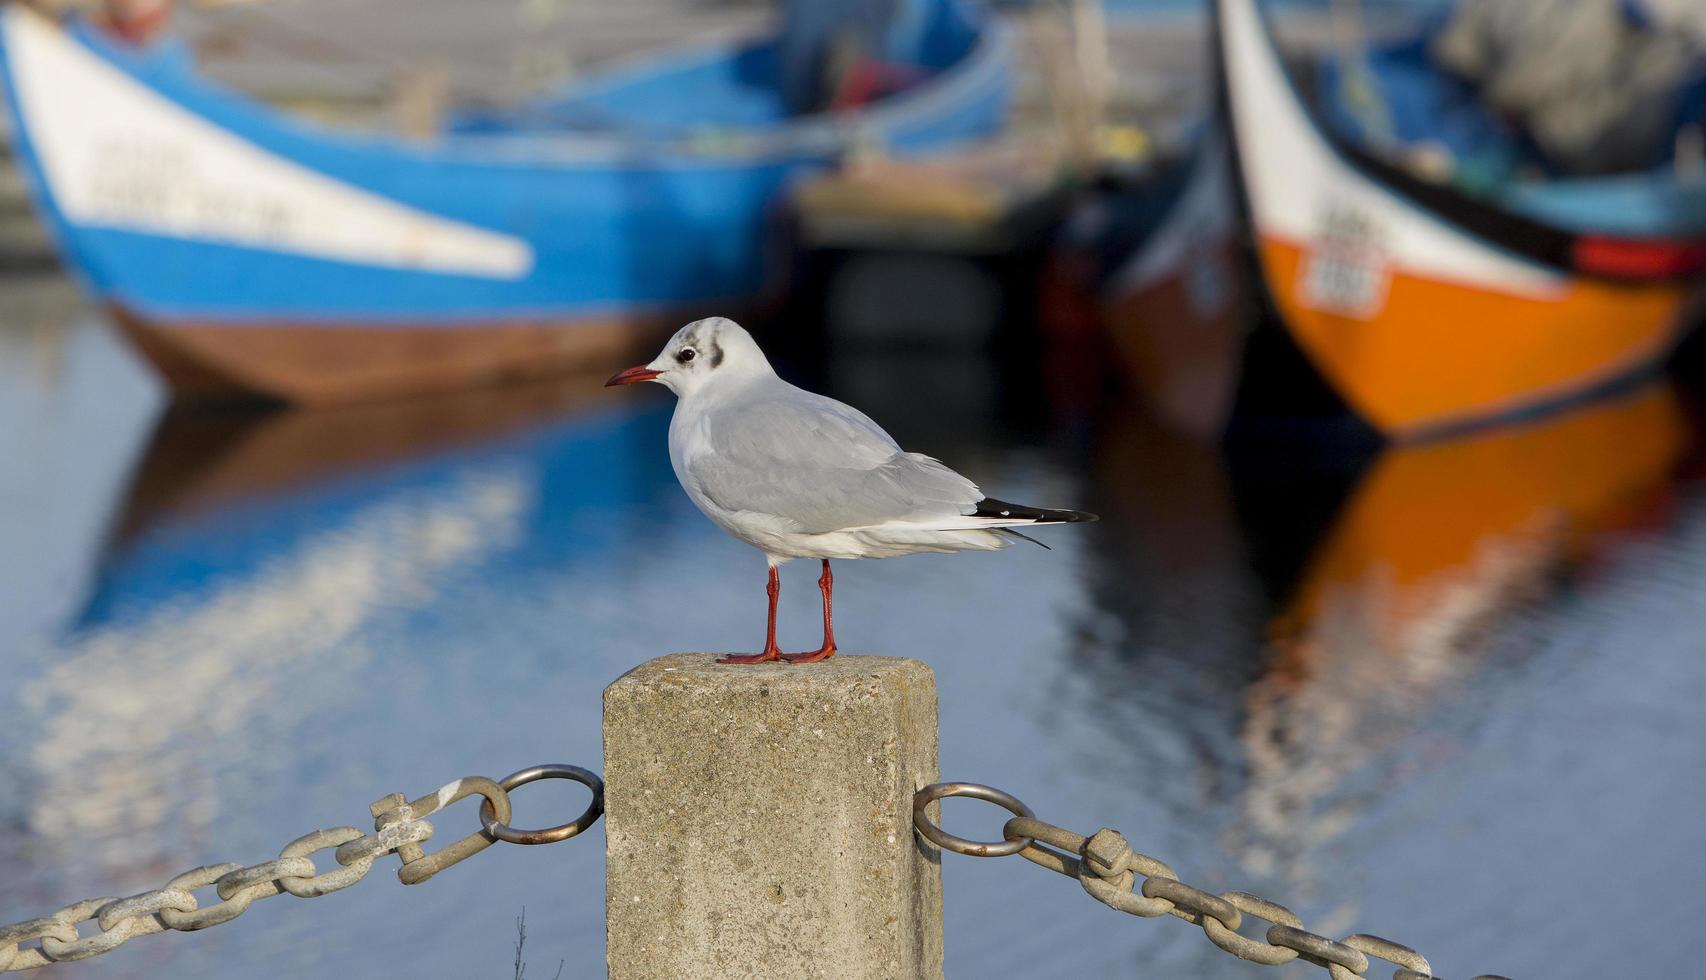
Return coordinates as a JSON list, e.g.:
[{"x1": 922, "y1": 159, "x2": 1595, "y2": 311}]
[{"x1": 604, "y1": 653, "x2": 942, "y2": 980}]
